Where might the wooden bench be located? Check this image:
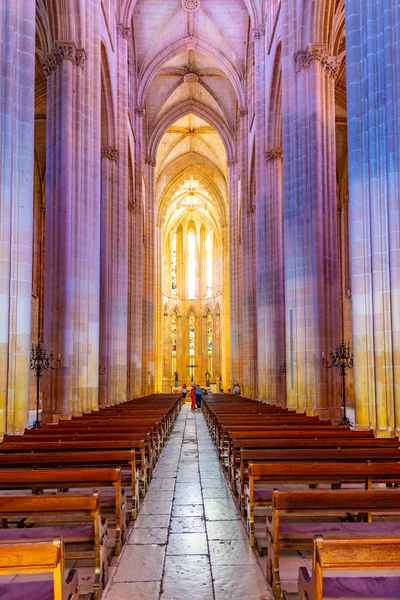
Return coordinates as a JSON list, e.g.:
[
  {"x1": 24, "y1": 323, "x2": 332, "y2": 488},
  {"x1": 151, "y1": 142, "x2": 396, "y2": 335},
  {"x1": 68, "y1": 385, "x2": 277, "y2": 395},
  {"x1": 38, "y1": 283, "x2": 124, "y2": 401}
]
[
  {"x1": 298, "y1": 536, "x2": 400, "y2": 600},
  {"x1": 247, "y1": 461, "x2": 400, "y2": 549},
  {"x1": 0, "y1": 467, "x2": 126, "y2": 555},
  {"x1": 0, "y1": 538, "x2": 78, "y2": 600},
  {"x1": 17, "y1": 428, "x2": 157, "y2": 473},
  {"x1": 0, "y1": 449, "x2": 138, "y2": 518},
  {"x1": 267, "y1": 489, "x2": 400, "y2": 599},
  {"x1": 0, "y1": 493, "x2": 107, "y2": 600},
  {"x1": 0, "y1": 438, "x2": 148, "y2": 499},
  {"x1": 227, "y1": 431, "x2": 392, "y2": 478},
  {"x1": 237, "y1": 447, "x2": 400, "y2": 520}
]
